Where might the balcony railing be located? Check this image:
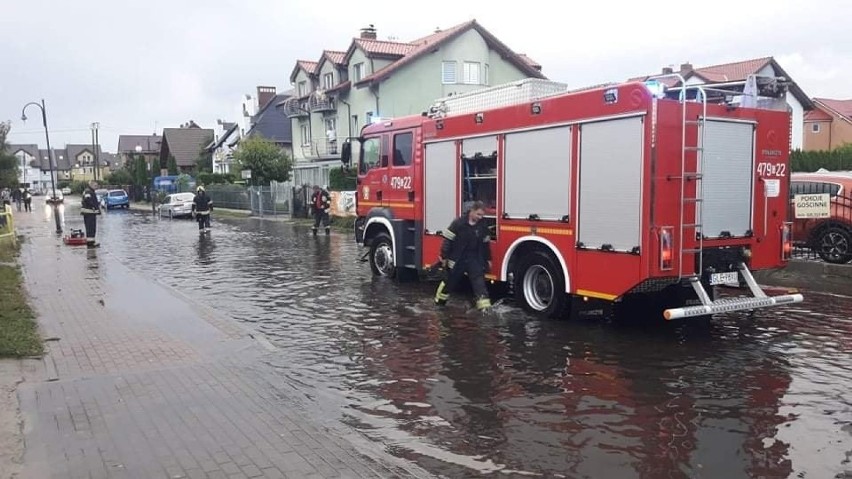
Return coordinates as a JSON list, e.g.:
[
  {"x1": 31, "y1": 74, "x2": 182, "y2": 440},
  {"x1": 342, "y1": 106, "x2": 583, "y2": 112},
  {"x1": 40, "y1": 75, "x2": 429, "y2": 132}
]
[
  {"x1": 309, "y1": 94, "x2": 335, "y2": 112},
  {"x1": 282, "y1": 98, "x2": 309, "y2": 118},
  {"x1": 299, "y1": 138, "x2": 340, "y2": 159}
]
